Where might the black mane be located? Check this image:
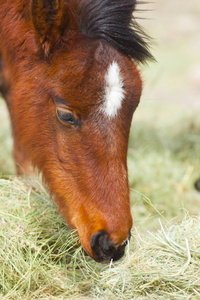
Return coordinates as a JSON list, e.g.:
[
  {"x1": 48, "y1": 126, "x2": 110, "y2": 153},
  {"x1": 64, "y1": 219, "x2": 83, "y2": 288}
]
[{"x1": 79, "y1": 0, "x2": 153, "y2": 63}]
